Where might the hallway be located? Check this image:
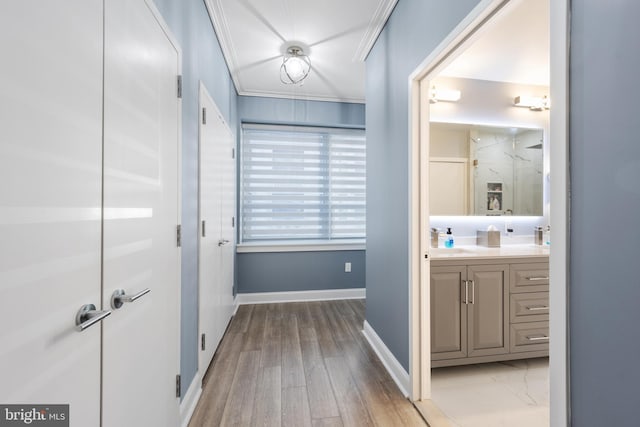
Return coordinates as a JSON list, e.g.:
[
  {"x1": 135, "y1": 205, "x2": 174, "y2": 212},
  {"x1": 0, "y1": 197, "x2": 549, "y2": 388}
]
[{"x1": 188, "y1": 300, "x2": 426, "y2": 426}]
